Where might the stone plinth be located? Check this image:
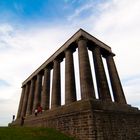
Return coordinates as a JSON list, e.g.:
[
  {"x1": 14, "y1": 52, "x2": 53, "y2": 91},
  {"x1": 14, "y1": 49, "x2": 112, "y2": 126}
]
[{"x1": 12, "y1": 99, "x2": 140, "y2": 140}]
